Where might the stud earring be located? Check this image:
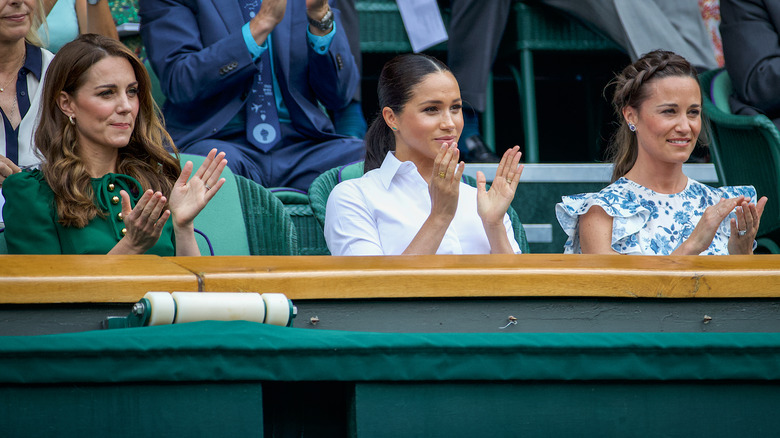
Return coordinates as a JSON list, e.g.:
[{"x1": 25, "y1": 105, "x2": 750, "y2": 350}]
[
  {"x1": 628, "y1": 122, "x2": 636, "y2": 132},
  {"x1": 391, "y1": 126, "x2": 398, "y2": 131},
  {"x1": 68, "y1": 115, "x2": 75, "y2": 126}
]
